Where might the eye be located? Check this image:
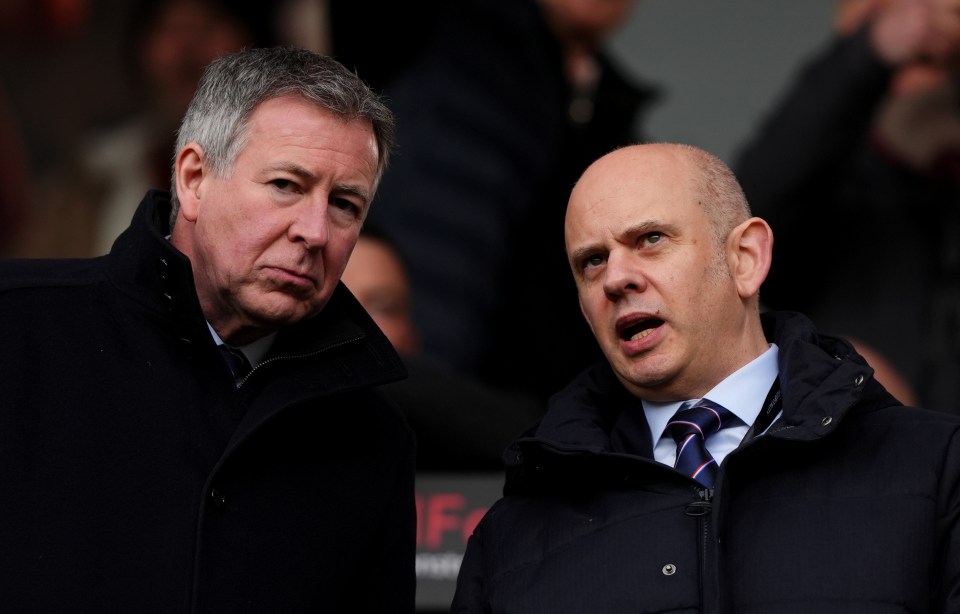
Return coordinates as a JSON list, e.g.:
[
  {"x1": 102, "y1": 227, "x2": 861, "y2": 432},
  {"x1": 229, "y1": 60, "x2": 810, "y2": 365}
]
[
  {"x1": 332, "y1": 196, "x2": 362, "y2": 216},
  {"x1": 585, "y1": 254, "x2": 604, "y2": 268},
  {"x1": 270, "y1": 178, "x2": 299, "y2": 193},
  {"x1": 642, "y1": 232, "x2": 663, "y2": 246},
  {"x1": 580, "y1": 253, "x2": 606, "y2": 273}
]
